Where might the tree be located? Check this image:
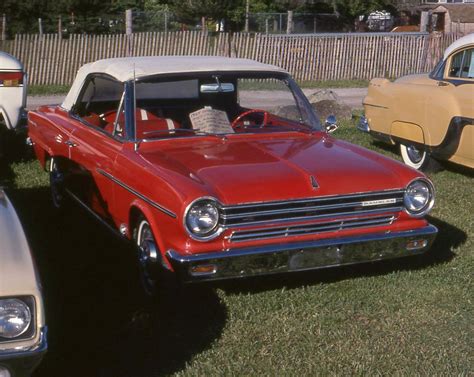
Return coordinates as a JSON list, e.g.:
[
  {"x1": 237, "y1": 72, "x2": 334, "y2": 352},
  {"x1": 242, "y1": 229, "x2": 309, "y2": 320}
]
[
  {"x1": 169, "y1": 0, "x2": 246, "y2": 31},
  {"x1": 335, "y1": 0, "x2": 397, "y2": 21}
]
